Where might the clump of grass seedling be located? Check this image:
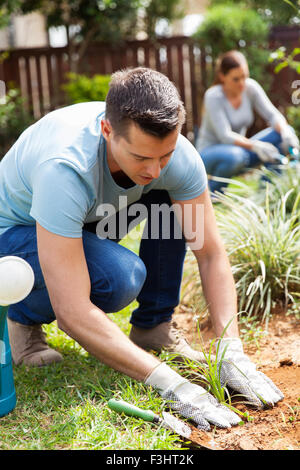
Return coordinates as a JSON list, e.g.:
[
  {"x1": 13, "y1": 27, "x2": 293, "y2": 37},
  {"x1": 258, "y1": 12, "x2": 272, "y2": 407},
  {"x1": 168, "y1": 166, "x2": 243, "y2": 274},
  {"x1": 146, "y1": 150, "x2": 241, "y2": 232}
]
[
  {"x1": 162, "y1": 317, "x2": 253, "y2": 423},
  {"x1": 286, "y1": 301, "x2": 300, "y2": 320},
  {"x1": 238, "y1": 315, "x2": 267, "y2": 348}
]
